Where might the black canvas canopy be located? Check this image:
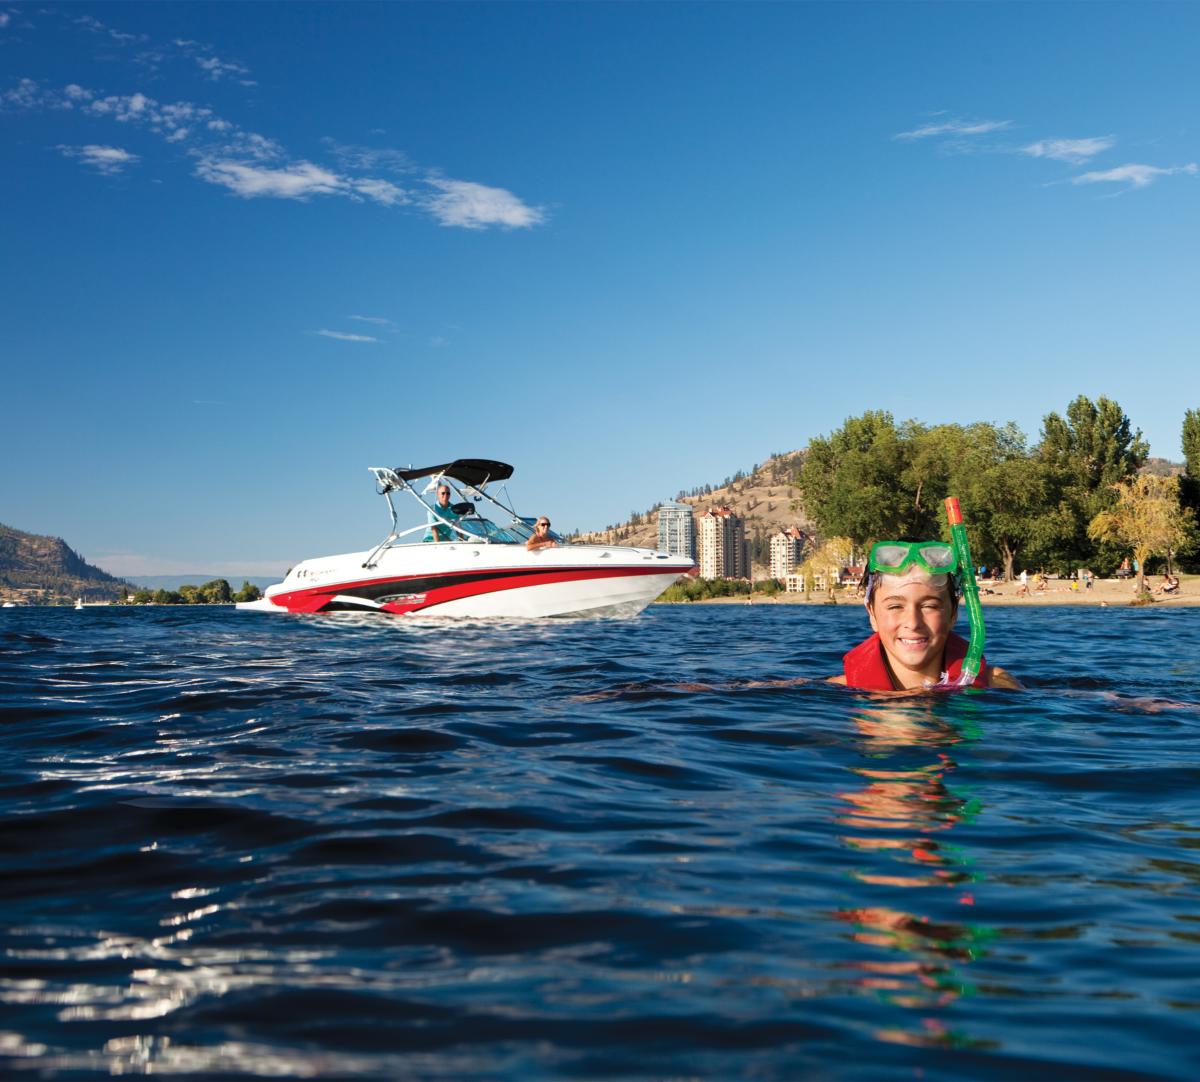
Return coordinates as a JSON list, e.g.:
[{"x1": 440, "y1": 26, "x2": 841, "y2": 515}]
[{"x1": 393, "y1": 459, "x2": 514, "y2": 487}]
